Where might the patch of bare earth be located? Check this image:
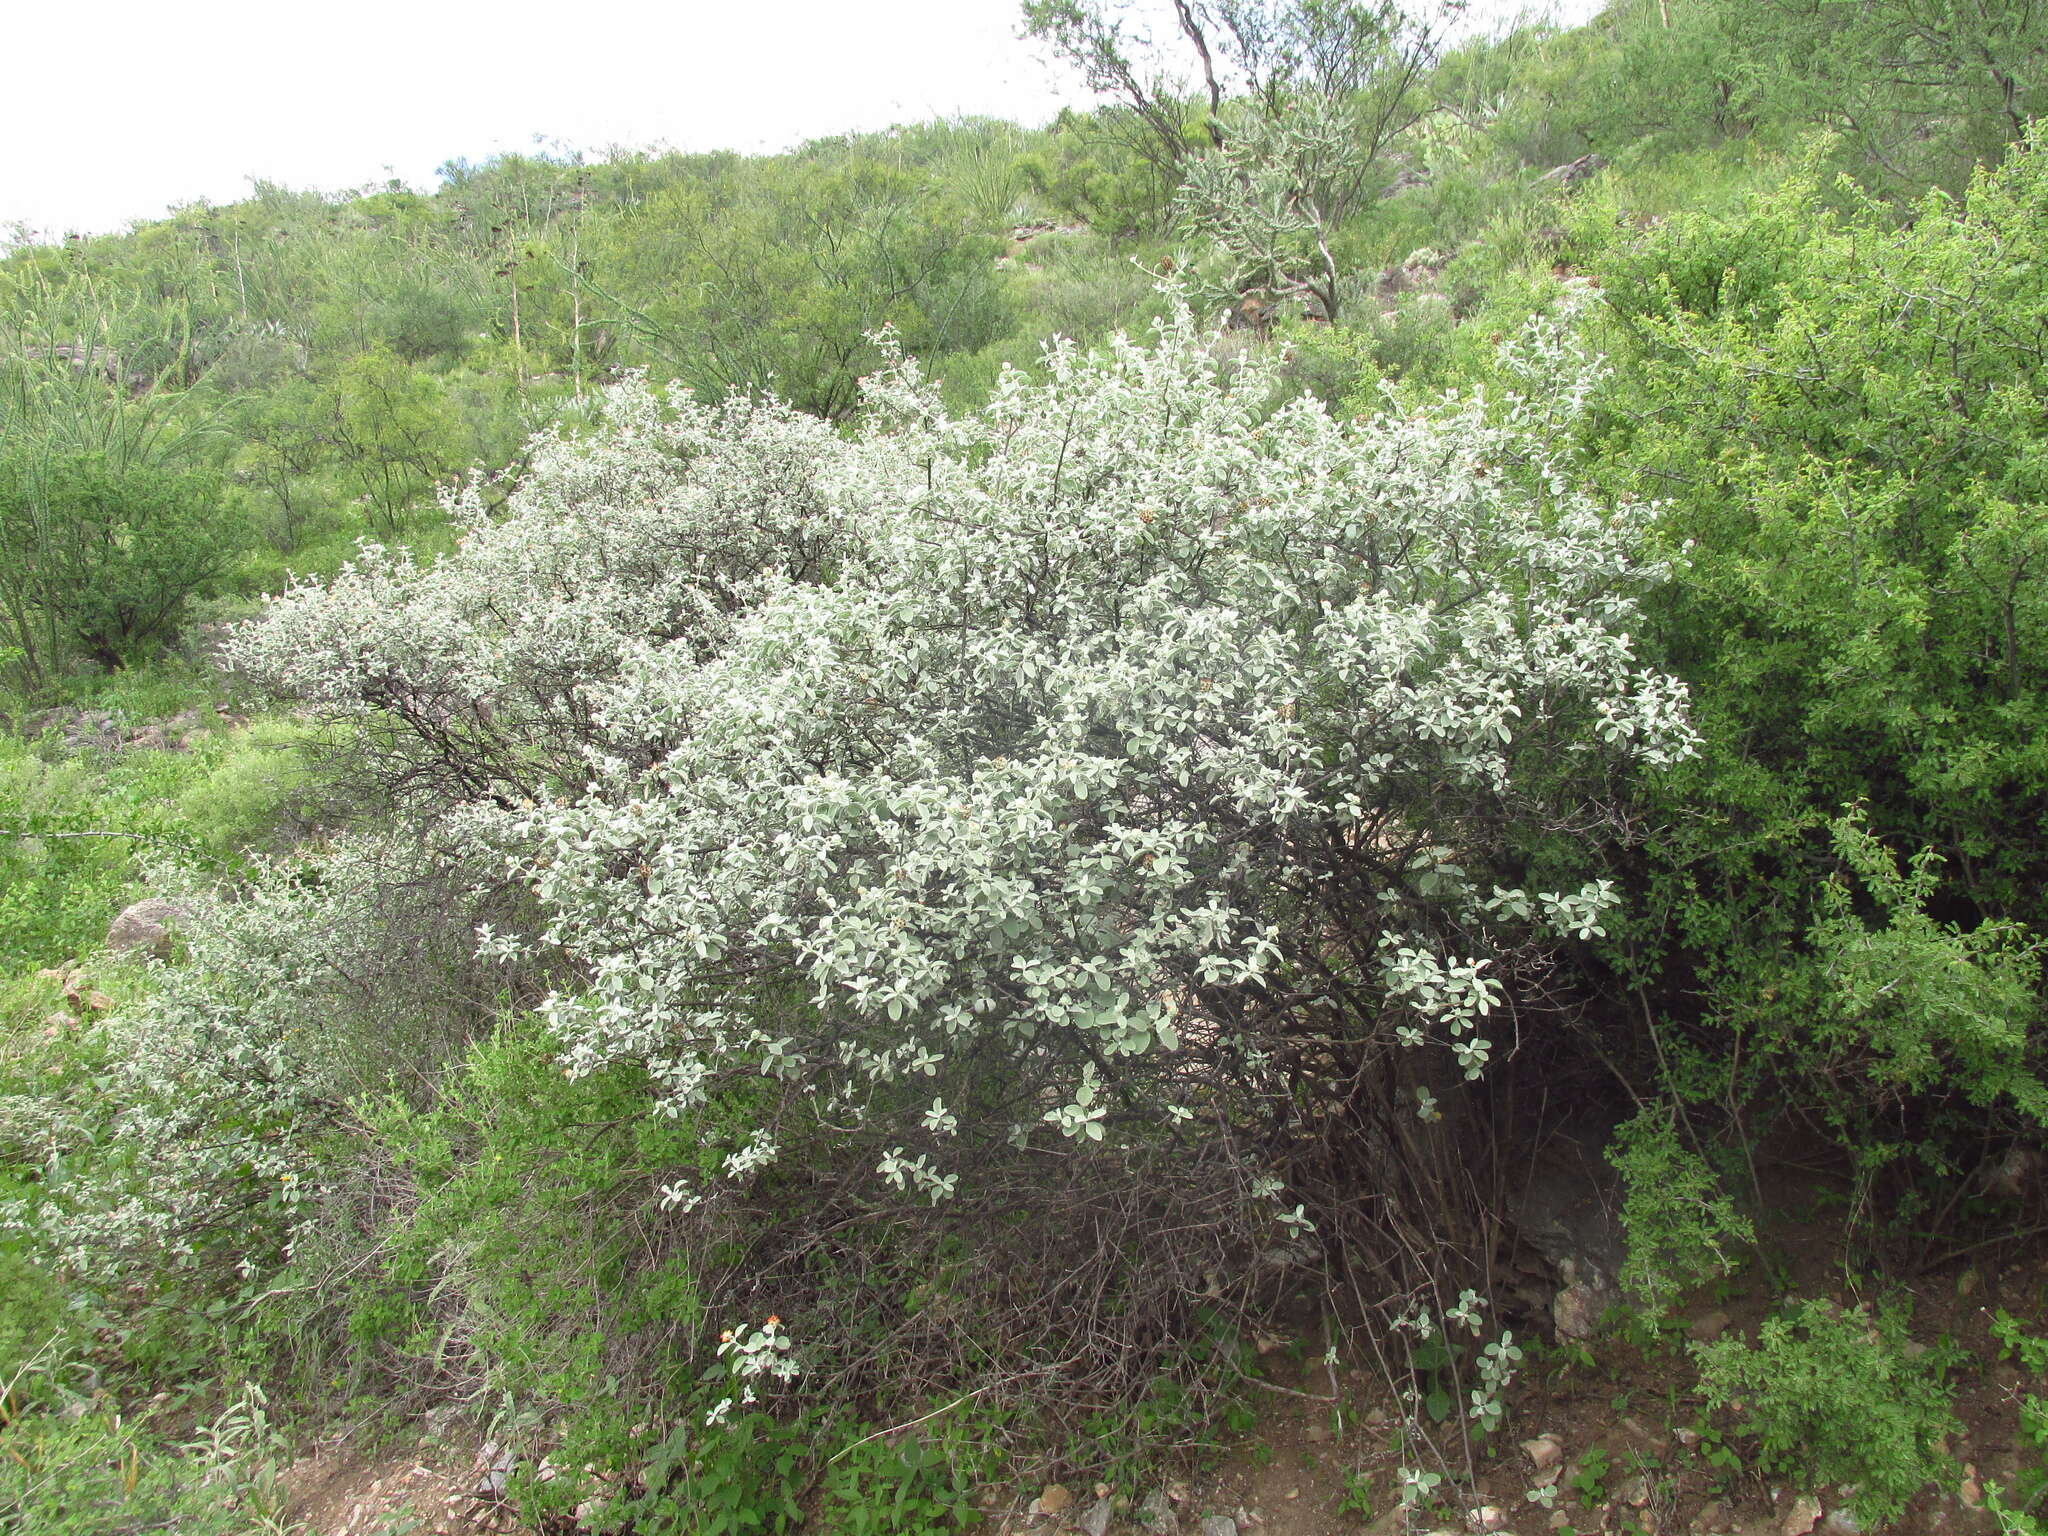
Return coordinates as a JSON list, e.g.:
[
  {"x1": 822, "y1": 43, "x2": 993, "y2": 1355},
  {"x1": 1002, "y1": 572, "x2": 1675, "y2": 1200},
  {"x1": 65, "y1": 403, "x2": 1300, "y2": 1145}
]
[{"x1": 282, "y1": 1433, "x2": 532, "y2": 1536}]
